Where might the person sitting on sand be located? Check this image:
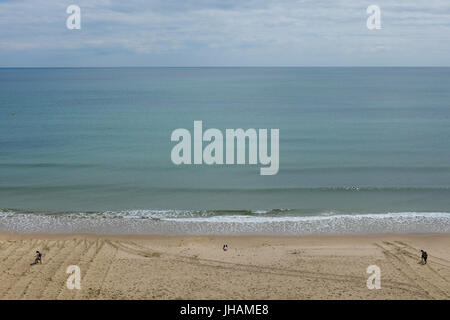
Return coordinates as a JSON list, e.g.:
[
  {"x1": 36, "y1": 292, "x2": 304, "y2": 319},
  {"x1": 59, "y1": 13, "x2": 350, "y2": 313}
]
[
  {"x1": 31, "y1": 251, "x2": 42, "y2": 265},
  {"x1": 420, "y1": 250, "x2": 428, "y2": 265}
]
